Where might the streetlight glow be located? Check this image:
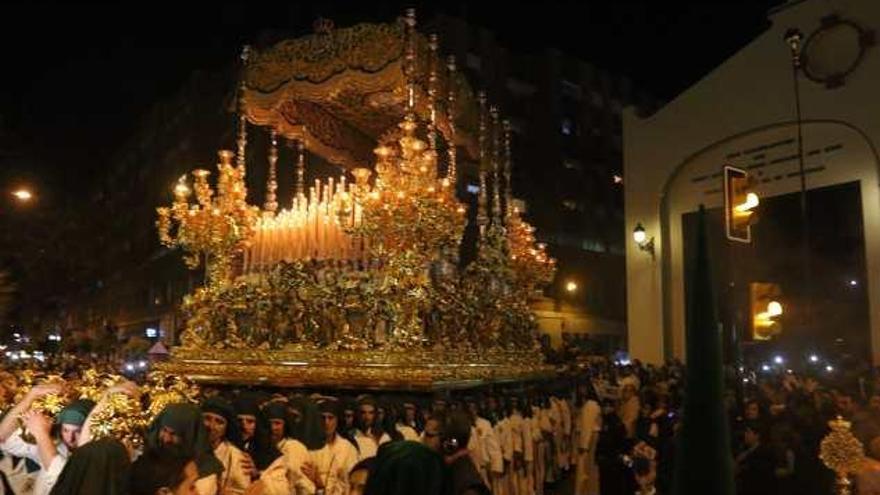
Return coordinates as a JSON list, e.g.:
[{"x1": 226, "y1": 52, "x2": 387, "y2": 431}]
[
  {"x1": 809, "y1": 354, "x2": 819, "y2": 363},
  {"x1": 11, "y1": 189, "x2": 32, "y2": 202},
  {"x1": 566, "y1": 281, "x2": 578, "y2": 293},
  {"x1": 773, "y1": 355, "x2": 784, "y2": 365}
]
